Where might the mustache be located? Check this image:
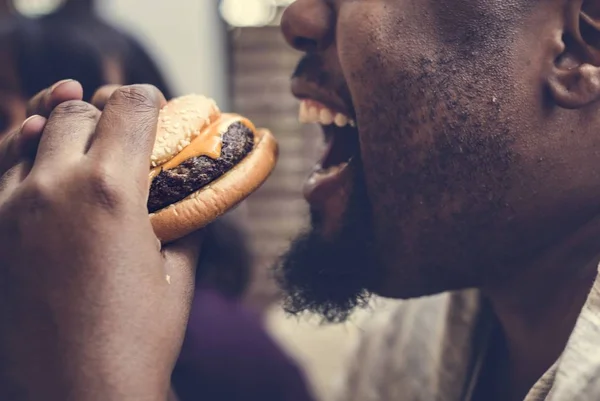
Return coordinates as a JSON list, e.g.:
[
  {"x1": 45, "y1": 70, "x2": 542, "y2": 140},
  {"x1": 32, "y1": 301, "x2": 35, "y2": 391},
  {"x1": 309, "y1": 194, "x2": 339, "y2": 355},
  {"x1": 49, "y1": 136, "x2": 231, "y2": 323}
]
[
  {"x1": 291, "y1": 53, "x2": 331, "y2": 86},
  {"x1": 291, "y1": 54, "x2": 318, "y2": 78}
]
